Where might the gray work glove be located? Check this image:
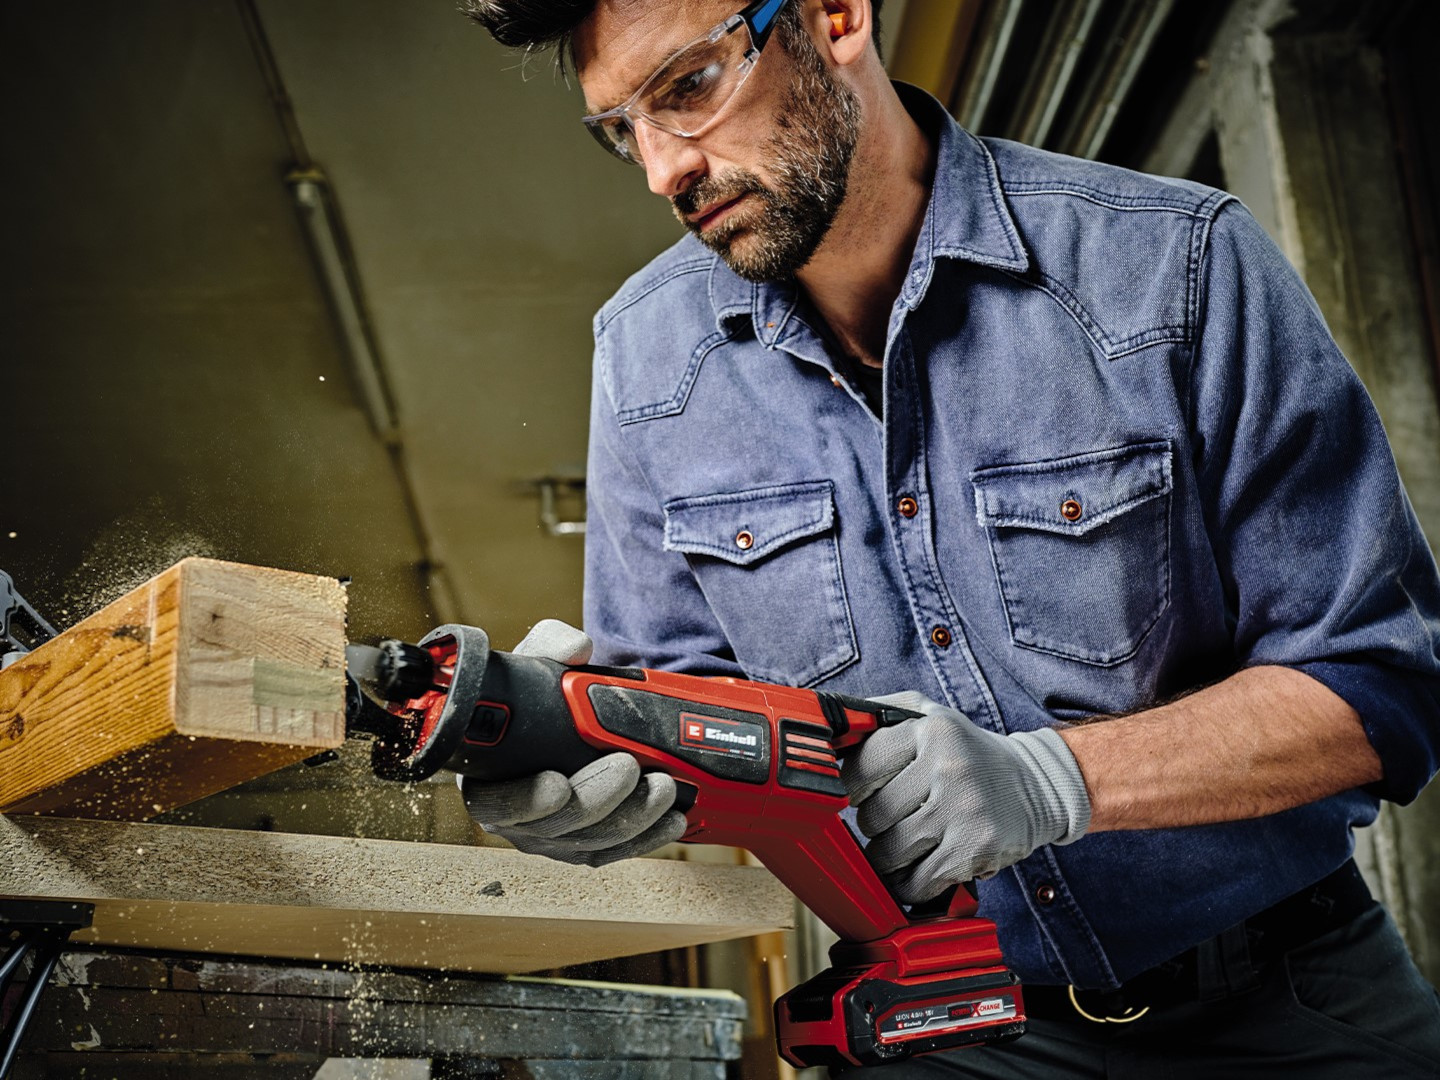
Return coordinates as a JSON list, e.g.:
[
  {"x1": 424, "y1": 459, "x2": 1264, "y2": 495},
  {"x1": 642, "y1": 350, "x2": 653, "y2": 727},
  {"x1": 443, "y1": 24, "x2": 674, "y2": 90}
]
[
  {"x1": 841, "y1": 692, "x2": 1091, "y2": 903},
  {"x1": 458, "y1": 619, "x2": 688, "y2": 867}
]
